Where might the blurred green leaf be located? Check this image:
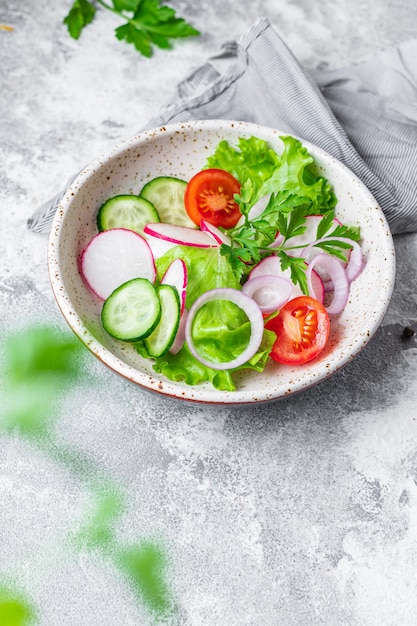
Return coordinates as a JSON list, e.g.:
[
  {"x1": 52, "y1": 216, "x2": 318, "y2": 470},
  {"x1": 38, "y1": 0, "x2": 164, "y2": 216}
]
[
  {"x1": 5, "y1": 326, "x2": 83, "y2": 385},
  {"x1": 113, "y1": 0, "x2": 141, "y2": 11},
  {"x1": 0, "y1": 325, "x2": 84, "y2": 439},
  {"x1": 118, "y1": 541, "x2": 172, "y2": 616},
  {"x1": 75, "y1": 483, "x2": 125, "y2": 550},
  {"x1": 0, "y1": 586, "x2": 36, "y2": 626}
]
